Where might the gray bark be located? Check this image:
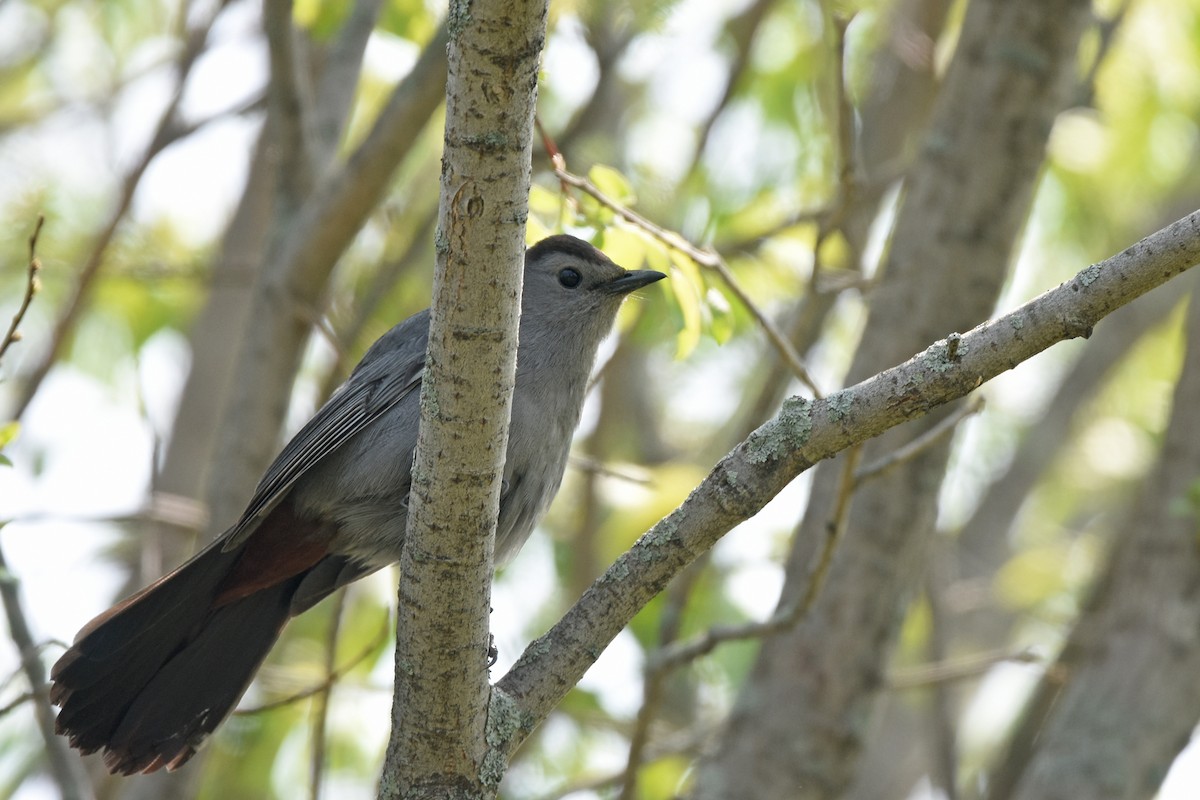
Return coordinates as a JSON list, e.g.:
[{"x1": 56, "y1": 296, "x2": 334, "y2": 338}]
[{"x1": 377, "y1": 0, "x2": 549, "y2": 797}]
